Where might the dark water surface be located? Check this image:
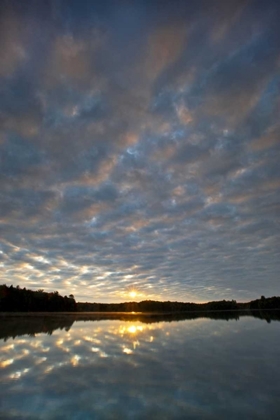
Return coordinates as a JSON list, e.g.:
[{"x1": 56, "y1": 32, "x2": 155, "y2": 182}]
[{"x1": 0, "y1": 314, "x2": 279, "y2": 419}]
